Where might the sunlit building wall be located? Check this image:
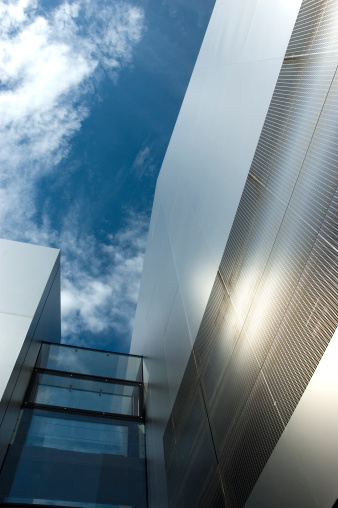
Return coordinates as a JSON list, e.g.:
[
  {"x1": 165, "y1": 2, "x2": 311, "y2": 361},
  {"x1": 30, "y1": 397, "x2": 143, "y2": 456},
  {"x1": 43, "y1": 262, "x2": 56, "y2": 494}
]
[
  {"x1": 0, "y1": 239, "x2": 60, "y2": 470},
  {"x1": 132, "y1": 0, "x2": 338, "y2": 507}
]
